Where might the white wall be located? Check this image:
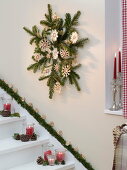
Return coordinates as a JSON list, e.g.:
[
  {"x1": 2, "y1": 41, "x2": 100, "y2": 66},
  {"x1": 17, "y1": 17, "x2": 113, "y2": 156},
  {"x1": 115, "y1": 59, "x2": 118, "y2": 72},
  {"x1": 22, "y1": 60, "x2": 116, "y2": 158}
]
[
  {"x1": 105, "y1": 0, "x2": 121, "y2": 109},
  {"x1": 0, "y1": 0, "x2": 125, "y2": 170}
]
